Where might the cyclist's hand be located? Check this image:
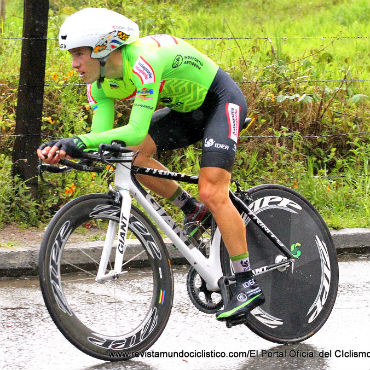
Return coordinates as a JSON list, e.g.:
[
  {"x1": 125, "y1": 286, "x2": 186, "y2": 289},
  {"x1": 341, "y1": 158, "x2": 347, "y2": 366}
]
[
  {"x1": 37, "y1": 137, "x2": 86, "y2": 164},
  {"x1": 37, "y1": 139, "x2": 59, "y2": 163}
]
